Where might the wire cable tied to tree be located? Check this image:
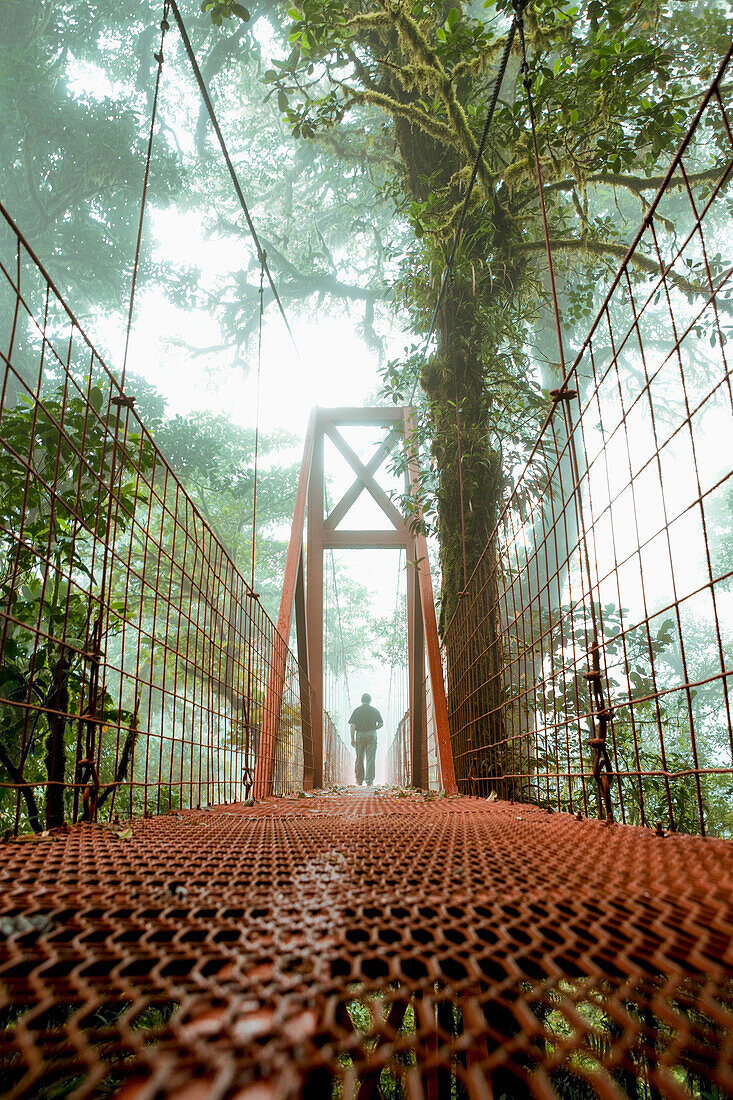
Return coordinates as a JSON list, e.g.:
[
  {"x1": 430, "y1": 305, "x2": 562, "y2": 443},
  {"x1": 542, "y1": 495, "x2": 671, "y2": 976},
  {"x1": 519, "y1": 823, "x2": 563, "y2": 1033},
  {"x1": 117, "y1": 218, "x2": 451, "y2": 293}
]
[
  {"x1": 408, "y1": 2, "x2": 526, "y2": 406},
  {"x1": 251, "y1": 252, "x2": 266, "y2": 591},
  {"x1": 121, "y1": 0, "x2": 171, "y2": 390},
  {"x1": 330, "y1": 550, "x2": 353, "y2": 720},
  {"x1": 405, "y1": 1, "x2": 528, "y2": 597},
  {"x1": 516, "y1": 5, "x2": 616, "y2": 819},
  {"x1": 168, "y1": 0, "x2": 303, "y2": 367}
]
